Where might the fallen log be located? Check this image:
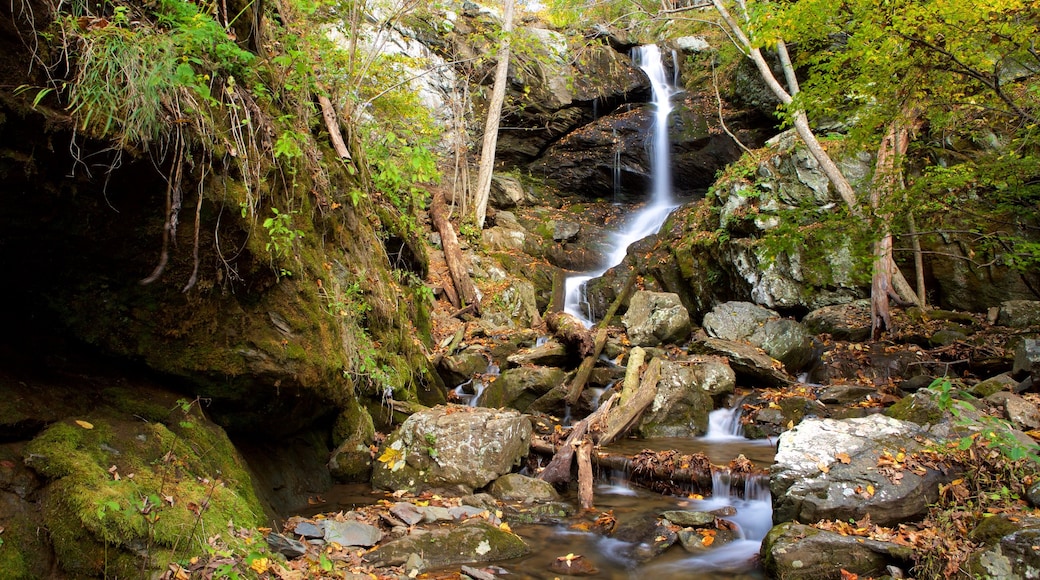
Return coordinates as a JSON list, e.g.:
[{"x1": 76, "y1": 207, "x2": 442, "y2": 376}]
[
  {"x1": 596, "y1": 357, "x2": 660, "y2": 446},
  {"x1": 564, "y1": 274, "x2": 636, "y2": 406},
  {"x1": 538, "y1": 393, "x2": 618, "y2": 485},
  {"x1": 430, "y1": 188, "x2": 481, "y2": 315},
  {"x1": 576, "y1": 439, "x2": 594, "y2": 510},
  {"x1": 530, "y1": 438, "x2": 768, "y2": 496}
]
